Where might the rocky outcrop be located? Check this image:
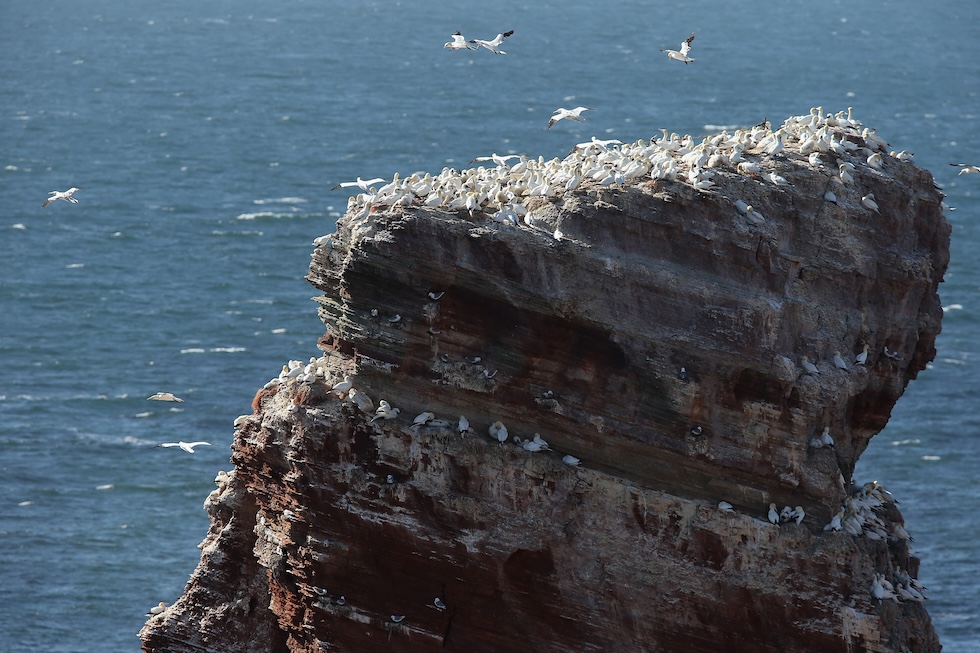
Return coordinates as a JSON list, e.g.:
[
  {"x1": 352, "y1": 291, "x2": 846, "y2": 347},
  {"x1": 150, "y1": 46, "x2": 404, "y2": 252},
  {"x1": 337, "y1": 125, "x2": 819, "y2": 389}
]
[{"x1": 141, "y1": 109, "x2": 948, "y2": 652}]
